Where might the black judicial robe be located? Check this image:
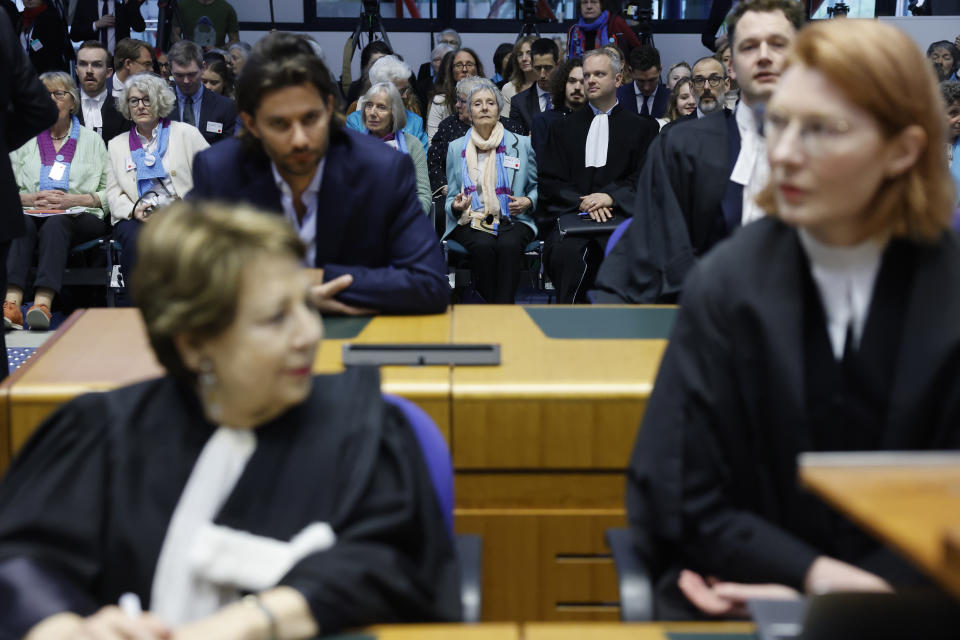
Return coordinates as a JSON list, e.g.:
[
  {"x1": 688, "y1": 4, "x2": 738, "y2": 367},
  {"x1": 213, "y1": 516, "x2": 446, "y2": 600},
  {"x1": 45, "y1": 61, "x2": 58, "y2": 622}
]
[
  {"x1": 538, "y1": 103, "x2": 658, "y2": 223},
  {"x1": 592, "y1": 108, "x2": 740, "y2": 303},
  {"x1": 626, "y1": 218, "x2": 960, "y2": 618},
  {"x1": 0, "y1": 367, "x2": 461, "y2": 637}
]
